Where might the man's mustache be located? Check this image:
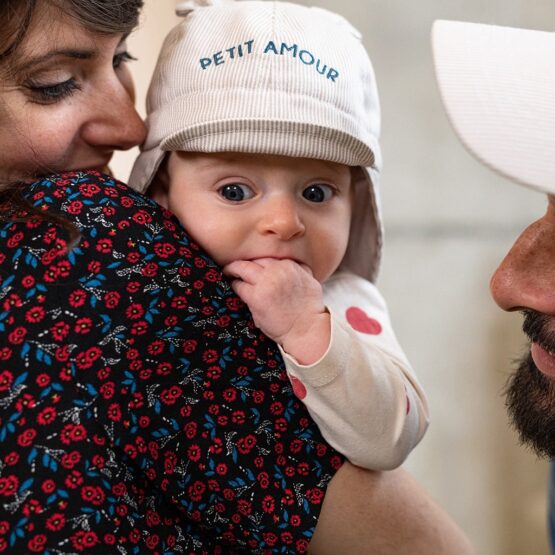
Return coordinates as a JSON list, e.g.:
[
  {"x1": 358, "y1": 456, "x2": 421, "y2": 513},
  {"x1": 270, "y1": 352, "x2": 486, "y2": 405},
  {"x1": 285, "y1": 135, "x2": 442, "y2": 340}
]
[{"x1": 522, "y1": 310, "x2": 555, "y2": 355}]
